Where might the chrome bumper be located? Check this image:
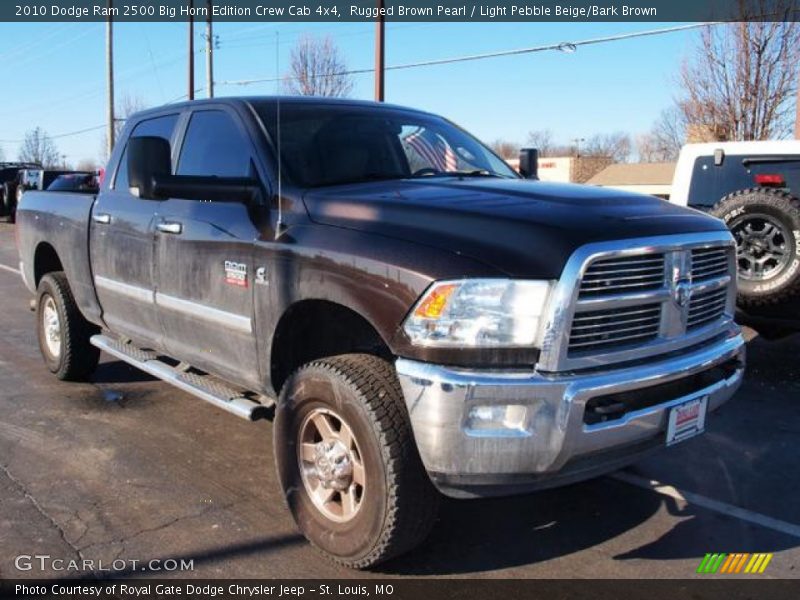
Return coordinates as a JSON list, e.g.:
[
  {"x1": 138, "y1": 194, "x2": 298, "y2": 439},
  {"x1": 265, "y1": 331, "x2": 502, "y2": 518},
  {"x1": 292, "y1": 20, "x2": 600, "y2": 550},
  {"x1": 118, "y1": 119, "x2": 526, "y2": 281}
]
[{"x1": 396, "y1": 328, "x2": 745, "y2": 498}]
